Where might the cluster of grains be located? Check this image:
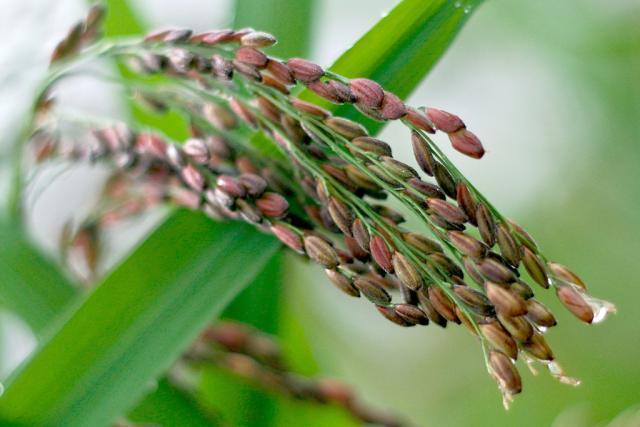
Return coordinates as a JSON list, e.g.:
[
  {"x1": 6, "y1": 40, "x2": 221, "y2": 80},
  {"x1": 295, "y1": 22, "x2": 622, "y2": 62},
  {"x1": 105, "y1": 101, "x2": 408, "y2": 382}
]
[
  {"x1": 30, "y1": 13, "x2": 616, "y2": 409},
  {"x1": 179, "y1": 321, "x2": 406, "y2": 426}
]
